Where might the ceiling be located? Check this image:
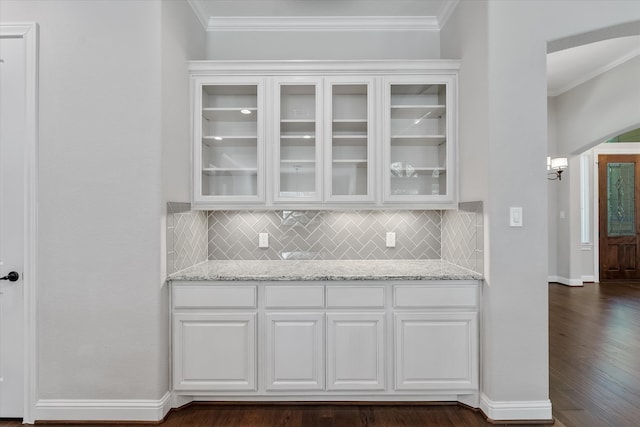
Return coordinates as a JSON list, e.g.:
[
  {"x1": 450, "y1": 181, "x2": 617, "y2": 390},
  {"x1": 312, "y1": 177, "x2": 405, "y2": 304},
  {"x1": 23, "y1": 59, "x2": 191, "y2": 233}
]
[
  {"x1": 188, "y1": 1, "x2": 640, "y2": 97},
  {"x1": 547, "y1": 35, "x2": 640, "y2": 96}
]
